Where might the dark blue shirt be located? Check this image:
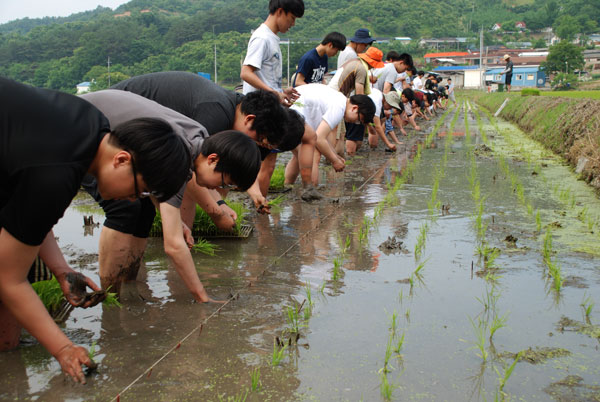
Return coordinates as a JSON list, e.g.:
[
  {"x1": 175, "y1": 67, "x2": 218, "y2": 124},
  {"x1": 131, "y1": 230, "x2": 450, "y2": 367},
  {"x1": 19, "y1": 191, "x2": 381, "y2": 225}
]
[{"x1": 293, "y1": 48, "x2": 328, "y2": 87}]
